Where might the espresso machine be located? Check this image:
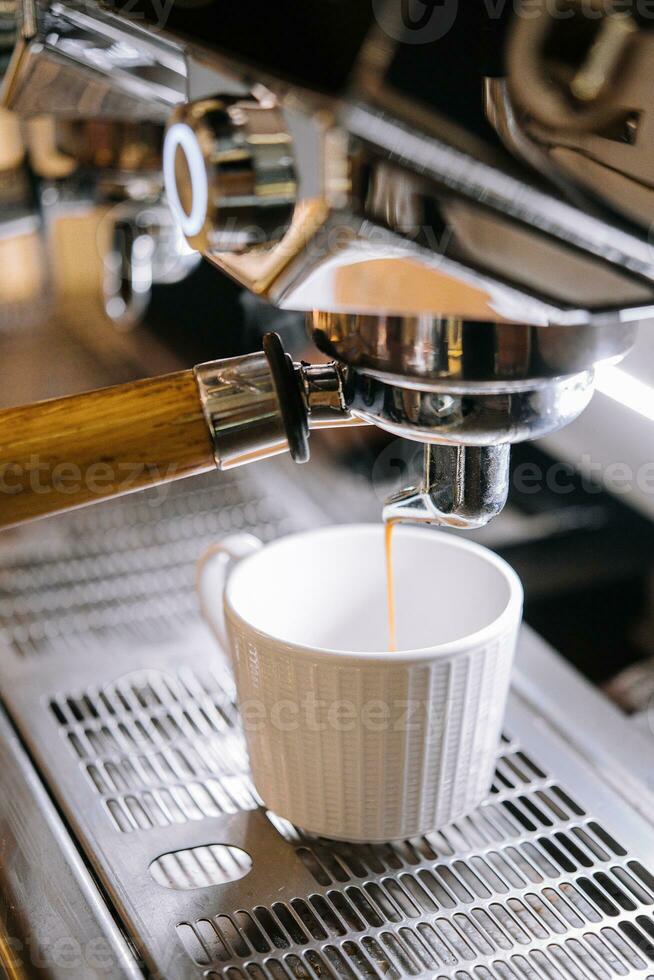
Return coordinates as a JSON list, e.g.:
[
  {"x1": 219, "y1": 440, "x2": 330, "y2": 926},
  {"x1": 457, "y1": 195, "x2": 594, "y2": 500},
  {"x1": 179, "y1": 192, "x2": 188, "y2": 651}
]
[
  {"x1": 0, "y1": 0, "x2": 651, "y2": 532},
  {"x1": 2, "y1": 3, "x2": 654, "y2": 979}
]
